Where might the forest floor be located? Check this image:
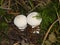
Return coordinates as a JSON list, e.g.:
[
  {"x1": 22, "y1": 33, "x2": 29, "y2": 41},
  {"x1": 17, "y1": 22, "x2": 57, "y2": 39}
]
[{"x1": 0, "y1": 0, "x2": 60, "y2": 45}]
